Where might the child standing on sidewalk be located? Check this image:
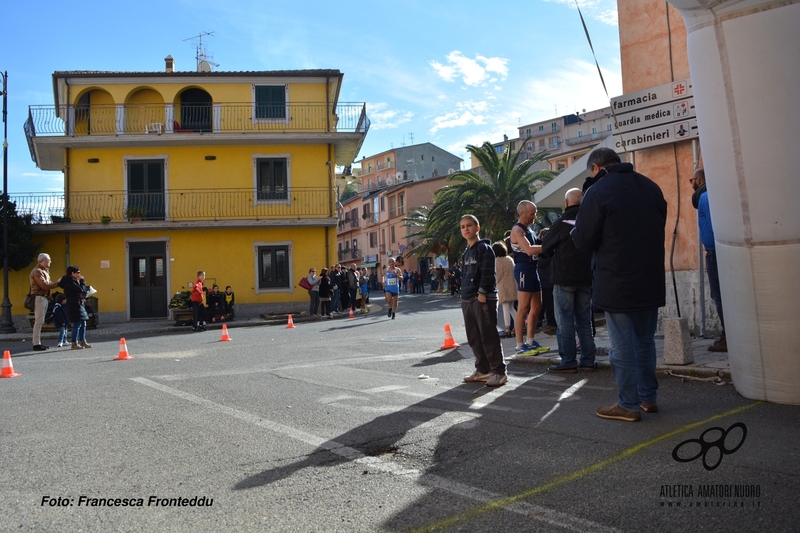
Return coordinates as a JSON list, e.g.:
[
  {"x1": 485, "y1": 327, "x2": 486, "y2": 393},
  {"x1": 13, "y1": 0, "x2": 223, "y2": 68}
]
[{"x1": 53, "y1": 293, "x2": 70, "y2": 347}]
